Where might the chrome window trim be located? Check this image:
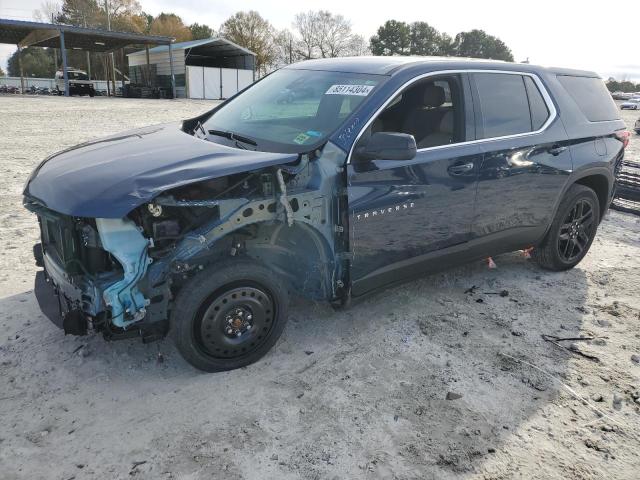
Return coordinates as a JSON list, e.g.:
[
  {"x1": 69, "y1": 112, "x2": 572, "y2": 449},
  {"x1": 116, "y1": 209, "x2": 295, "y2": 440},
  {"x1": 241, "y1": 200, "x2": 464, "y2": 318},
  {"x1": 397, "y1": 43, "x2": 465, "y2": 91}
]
[{"x1": 346, "y1": 69, "x2": 558, "y2": 164}]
